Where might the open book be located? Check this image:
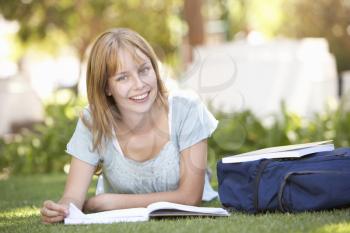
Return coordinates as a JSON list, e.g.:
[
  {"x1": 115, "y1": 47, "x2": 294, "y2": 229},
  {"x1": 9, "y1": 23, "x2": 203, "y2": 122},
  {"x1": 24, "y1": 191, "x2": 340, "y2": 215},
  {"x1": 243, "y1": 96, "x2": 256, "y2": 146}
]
[
  {"x1": 222, "y1": 140, "x2": 334, "y2": 164},
  {"x1": 64, "y1": 202, "x2": 230, "y2": 224}
]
